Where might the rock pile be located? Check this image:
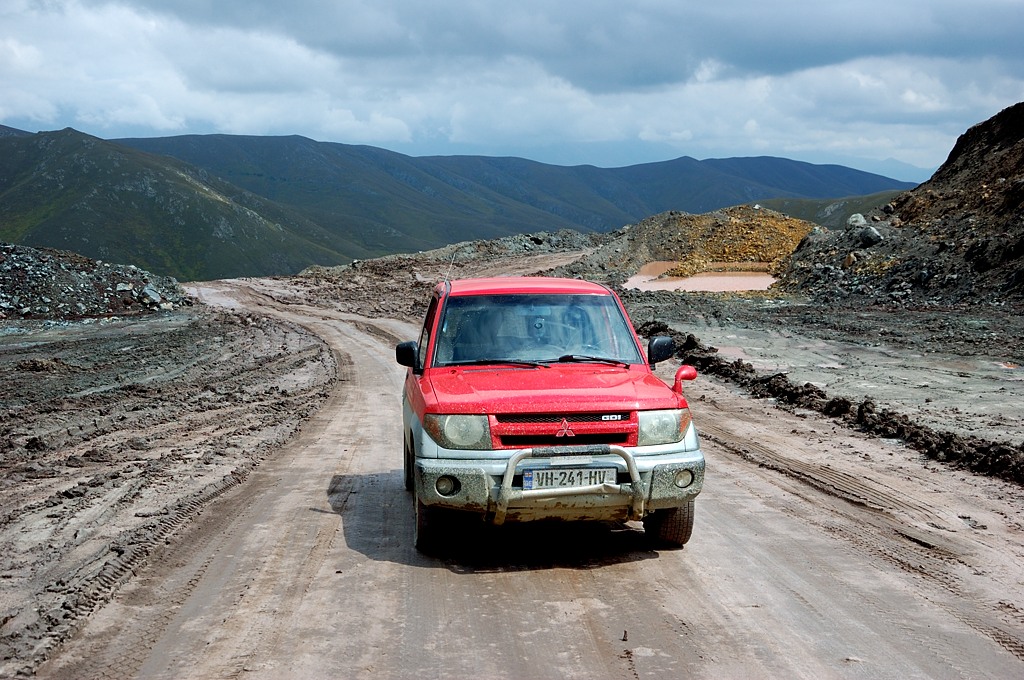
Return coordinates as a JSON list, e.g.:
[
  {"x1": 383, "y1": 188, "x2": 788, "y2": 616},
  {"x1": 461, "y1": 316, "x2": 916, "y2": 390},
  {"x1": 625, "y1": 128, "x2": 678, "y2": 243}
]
[{"x1": 0, "y1": 243, "x2": 192, "y2": 320}]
